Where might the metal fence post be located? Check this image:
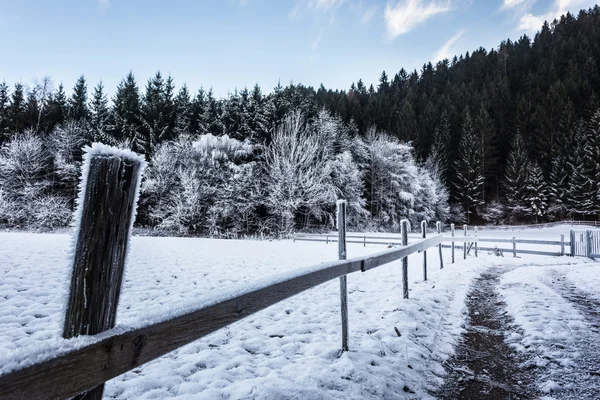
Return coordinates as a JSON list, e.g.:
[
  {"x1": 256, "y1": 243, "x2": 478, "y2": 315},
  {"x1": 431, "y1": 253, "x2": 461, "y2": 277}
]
[
  {"x1": 63, "y1": 145, "x2": 145, "y2": 400},
  {"x1": 437, "y1": 221, "x2": 443, "y2": 269},
  {"x1": 337, "y1": 200, "x2": 349, "y2": 352},
  {"x1": 401, "y1": 219, "x2": 409, "y2": 299},
  {"x1": 422, "y1": 220, "x2": 427, "y2": 281},
  {"x1": 451, "y1": 223, "x2": 455, "y2": 263}
]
